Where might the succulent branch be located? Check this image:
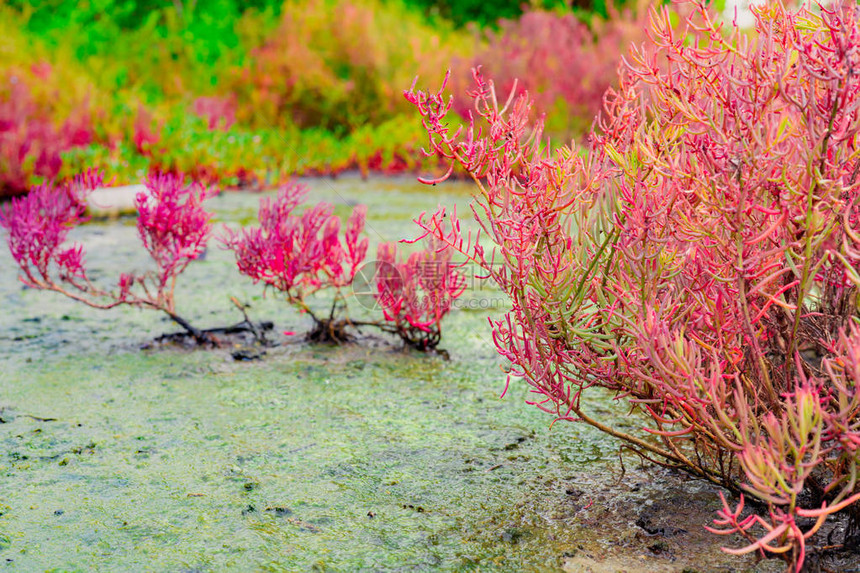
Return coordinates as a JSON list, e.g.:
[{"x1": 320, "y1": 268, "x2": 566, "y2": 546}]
[{"x1": 406, "y1": 1, "x2": 860, "y2": 569}]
